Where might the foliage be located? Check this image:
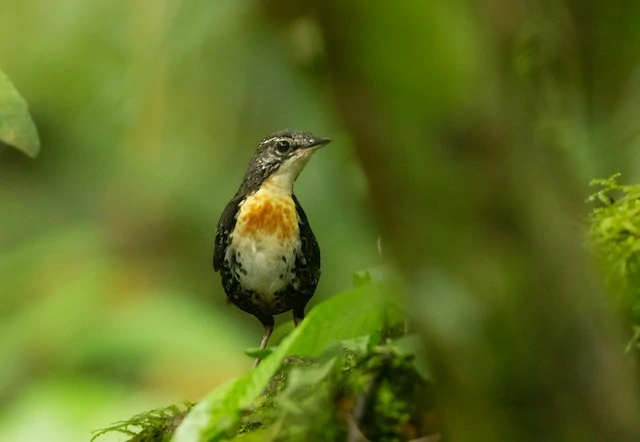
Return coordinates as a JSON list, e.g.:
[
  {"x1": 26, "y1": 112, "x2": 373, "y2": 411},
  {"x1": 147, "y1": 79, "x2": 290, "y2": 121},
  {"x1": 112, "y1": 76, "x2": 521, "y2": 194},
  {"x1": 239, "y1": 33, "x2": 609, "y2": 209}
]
[
  {"x1": 172, "y1": 278, "x2": 404, "y2": 442},
  {"x1": 249, "y1": 344, "x2": 432, "y2": 442},
  {"x1": 0, "y1": 69, "x2": 39, "y2": 158},
  {"x1": 90, "y1": 273, "x2": 436, "y2": 442},
  {"x1": 93, "y1": 341, "x2": 433, "y2": 442},
  {"x1": 587, "y1": 173, "x2": 640, "y2": 329}
]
